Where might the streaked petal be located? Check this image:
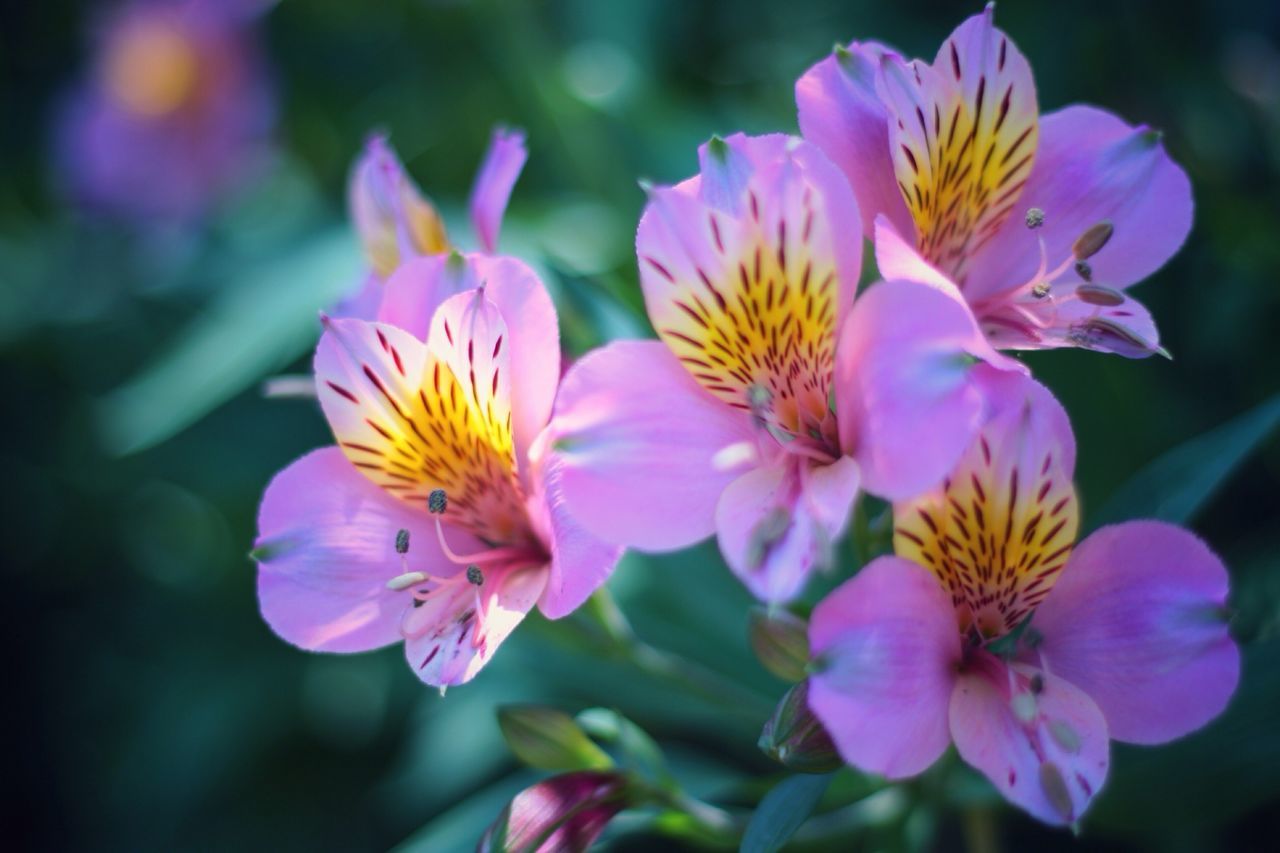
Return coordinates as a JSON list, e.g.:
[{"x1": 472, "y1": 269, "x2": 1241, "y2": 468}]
[
  {"x1": 965, "y1": 105, "x2": 1193, "y2": 301},
  {"x1": 637, "y1": 132, "x2": 861, "y2": 441},
  {"x1": 255, "y1": 447, "x2": 452, "y2": 653},
  {"x1": 982, "y1": 281, "x2": 1165, "y2": 358},
  {"x1": 545, "y1": 340, "x2": 755, "y2": 551},
  {"x1": 314, "y1": 314, "x2": 527, "y2": 545},
  {"x1": 1032, "y1": 521, "x2": 1239, "y2": 744},
  {"x1": 348, "y1": 134, "x2": 448, "y2": 277},
  {"x1": 836, "y1": 278, "x2": 1022, "y2": 501},
  {"x1": 951, "y1": 659, "x2": 1109, "y2": 826},
  {"x1": 379, "y1": 253, "x2": 561, "y2": 473},
  {"x1": 469, "y1": 127, "x2": 528, "y2": 254},
  {"x1": 895, "y1": 372, "x2": 1078, "y2": 638},
  {"x1": 796, "y1": 41, "x2": 914, "y2": 240},
  {"x1": 877, "y1": 6, "x2": 1038, "y2": 283},
  {"x1": 808, "y1": 556, "x2": 961, "y2": 778},
  {"x1": 403, "y1": 564, "x2": 547, "y2": 686}
]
